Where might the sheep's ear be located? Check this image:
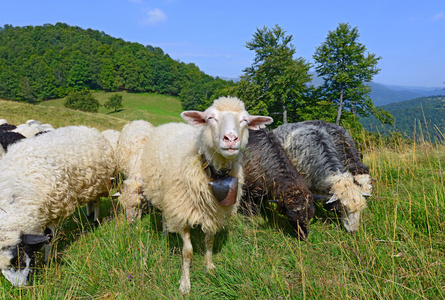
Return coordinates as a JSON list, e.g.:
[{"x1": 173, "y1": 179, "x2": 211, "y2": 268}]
[
  {"x1": 247, "y1": 116, "x2": 273, "y2": 130},
  {"x1": 21, "y1": 228, "x2": 53, "y2": 246},
  {"x1": 181, "y1": 111, "x2": 207, "y2": 127}
]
